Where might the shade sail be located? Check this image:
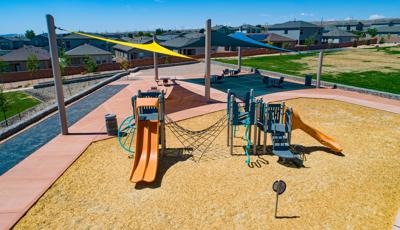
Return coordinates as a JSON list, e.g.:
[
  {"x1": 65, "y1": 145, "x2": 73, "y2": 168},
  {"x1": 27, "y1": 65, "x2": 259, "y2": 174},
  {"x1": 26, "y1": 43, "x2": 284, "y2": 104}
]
[
  {"x1": 228, "y1": 32, "x2": 294, "y2": 52},
  {"x1": 60, "y1": 30, "x2": 193, "y2": 59}
]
